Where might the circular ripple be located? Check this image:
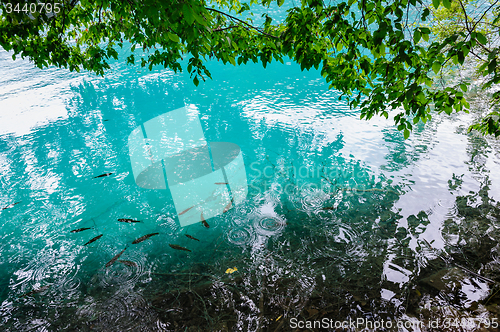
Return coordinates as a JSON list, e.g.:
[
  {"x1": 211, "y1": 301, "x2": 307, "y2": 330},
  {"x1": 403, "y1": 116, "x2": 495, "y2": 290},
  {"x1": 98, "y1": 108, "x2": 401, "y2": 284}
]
[
  {"x1": 291, "y1": 184, "x2": 329, "y2": 212},
  {"x1": 100, "y1": 251, "x2": 147, "y2": 289},
  {"x1": 92, "y1": 290, "x2": 157, "y2": 332},
  {"x1": 253, "y1": 215, "x2": 286, "y2": 236},
  {"x1": 227, "y1": 227, "x2": 257, "y2": 246}
]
